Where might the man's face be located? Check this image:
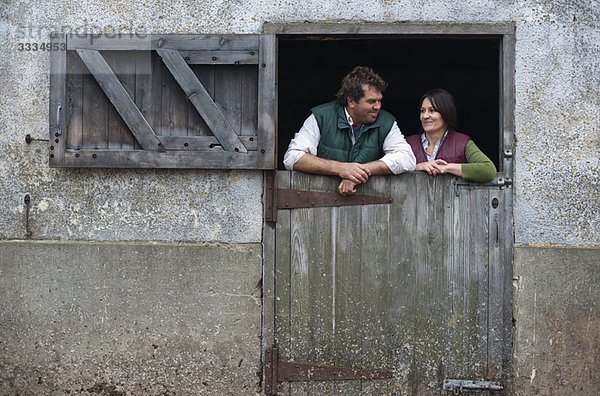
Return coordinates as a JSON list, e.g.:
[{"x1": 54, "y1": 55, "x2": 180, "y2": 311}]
[{"x1": 347, "y1": 84, "x2": 383, "y2": 126}]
